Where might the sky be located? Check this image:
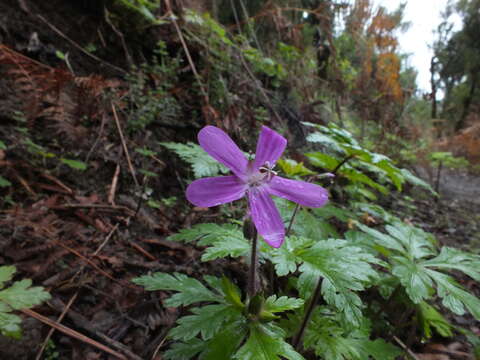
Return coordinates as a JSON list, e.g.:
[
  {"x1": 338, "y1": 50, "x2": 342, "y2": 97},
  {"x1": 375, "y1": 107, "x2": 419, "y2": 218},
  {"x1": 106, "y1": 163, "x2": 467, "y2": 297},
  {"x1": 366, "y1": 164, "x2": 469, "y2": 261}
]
[{"x1": 372, "y1": 0, "x2": 461, "y2": 92}]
